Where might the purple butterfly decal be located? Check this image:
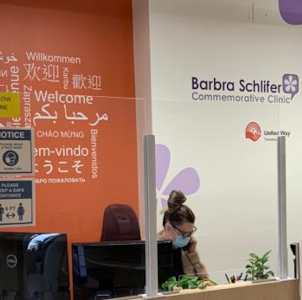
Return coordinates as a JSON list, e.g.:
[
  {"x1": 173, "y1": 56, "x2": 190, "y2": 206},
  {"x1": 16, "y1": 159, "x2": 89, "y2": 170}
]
[{"x1": 155, "y1": 144, "x2": 200, "y2": 207}]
